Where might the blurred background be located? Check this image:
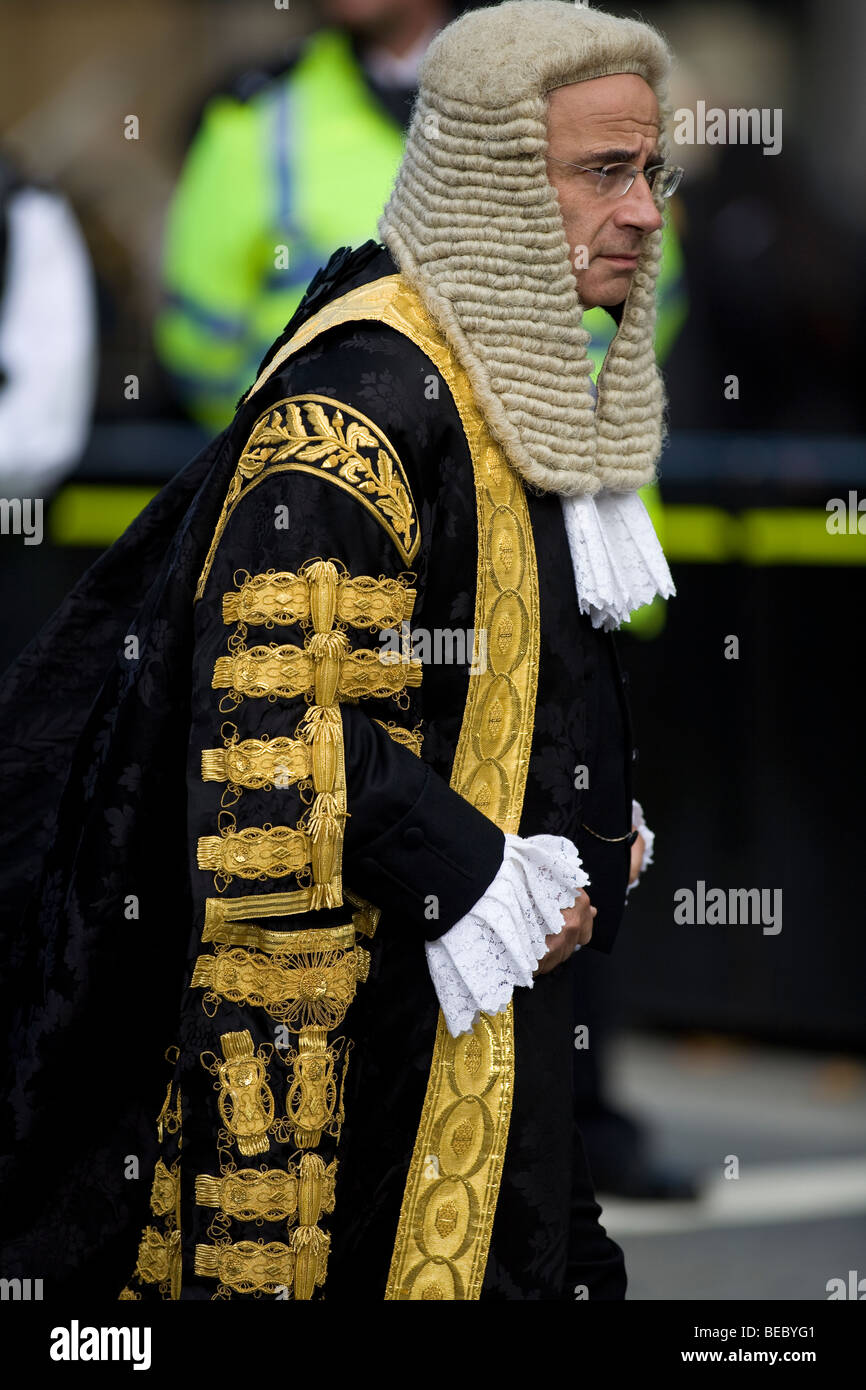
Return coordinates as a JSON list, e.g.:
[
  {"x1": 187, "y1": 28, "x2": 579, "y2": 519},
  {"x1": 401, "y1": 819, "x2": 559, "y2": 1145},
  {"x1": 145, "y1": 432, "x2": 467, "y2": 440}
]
[{"x1": 1, "y1": 0, "x2": 863, "y2": 1300}]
